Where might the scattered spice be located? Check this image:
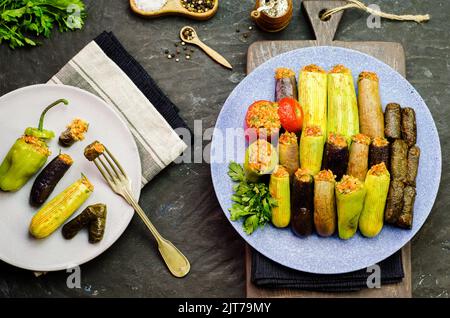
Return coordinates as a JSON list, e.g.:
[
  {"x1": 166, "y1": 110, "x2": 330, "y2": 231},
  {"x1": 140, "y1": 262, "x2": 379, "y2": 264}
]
[
  {"x1": 181, "y1": 0, "x2": 215, "y2": 13},
  {"x1": 175, "y1": 58, "x2": 180, "y2": 62},
  {"x1": 186, "y1": 55, "x2": 191, "y2": 60},
  {"x1": 182, "y1": 27, "x2": 195, "y2": 41},
  {"x1": 167, "y1": 54, "x2": 173, "y2": 59},
  {"x1": 181, "y1": 41, "x2": 186, "y2": 46}
]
